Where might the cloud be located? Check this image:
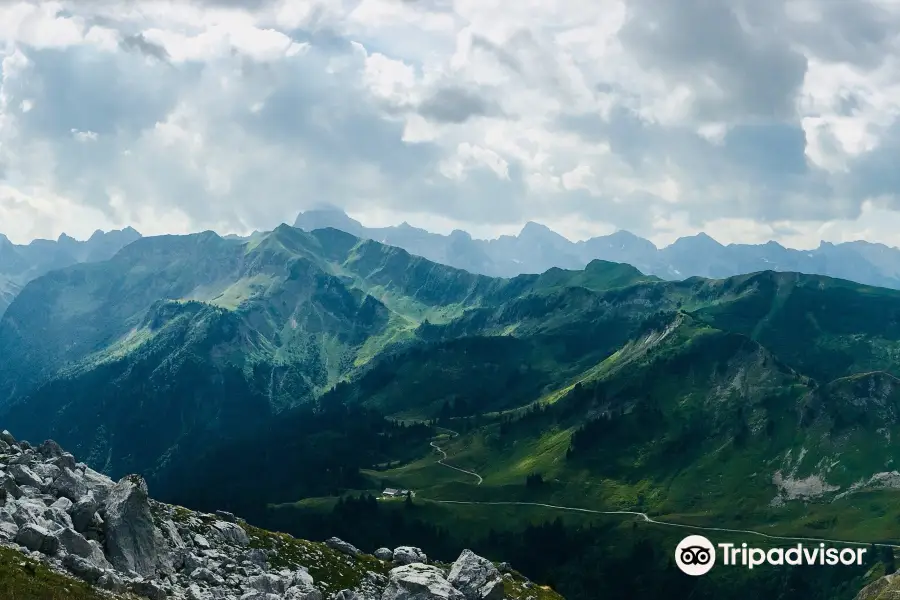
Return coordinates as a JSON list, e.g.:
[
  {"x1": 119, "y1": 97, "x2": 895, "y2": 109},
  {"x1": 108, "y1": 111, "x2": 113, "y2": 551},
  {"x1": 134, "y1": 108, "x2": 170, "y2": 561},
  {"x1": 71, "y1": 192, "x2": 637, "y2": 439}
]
[{"x1": 1, "y1": 0, "x2": 900, "y2": 249}]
